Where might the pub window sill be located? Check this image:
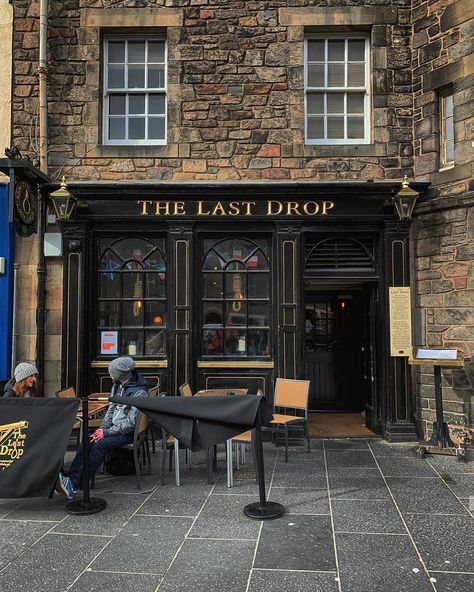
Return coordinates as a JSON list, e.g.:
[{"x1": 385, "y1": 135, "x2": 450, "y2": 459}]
[
  {"x1": 439, "y1": 163, "x2": 455, "y2": 172},
  {"x1": 95, "y1": 144, "x2": 169, "y2": 157},
  {"x1": 303, "y1": 143, "x2": 385, "y2": 157}
]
